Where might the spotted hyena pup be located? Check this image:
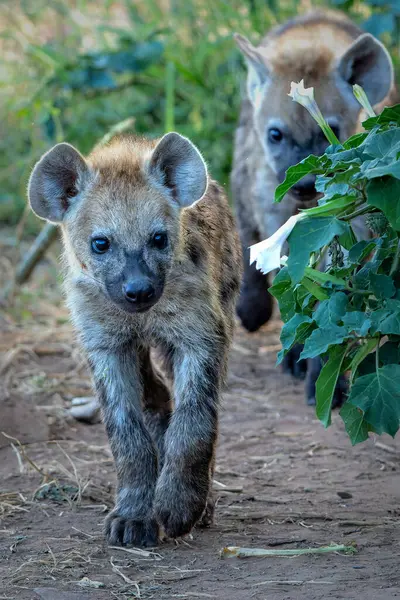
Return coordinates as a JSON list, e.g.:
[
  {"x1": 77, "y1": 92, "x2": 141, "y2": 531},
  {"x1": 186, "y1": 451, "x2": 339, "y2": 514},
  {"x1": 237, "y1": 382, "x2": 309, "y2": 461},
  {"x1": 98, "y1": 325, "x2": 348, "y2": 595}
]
[{"x1": 28, "y1": 133, "x2": 242, "y2": 546}]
